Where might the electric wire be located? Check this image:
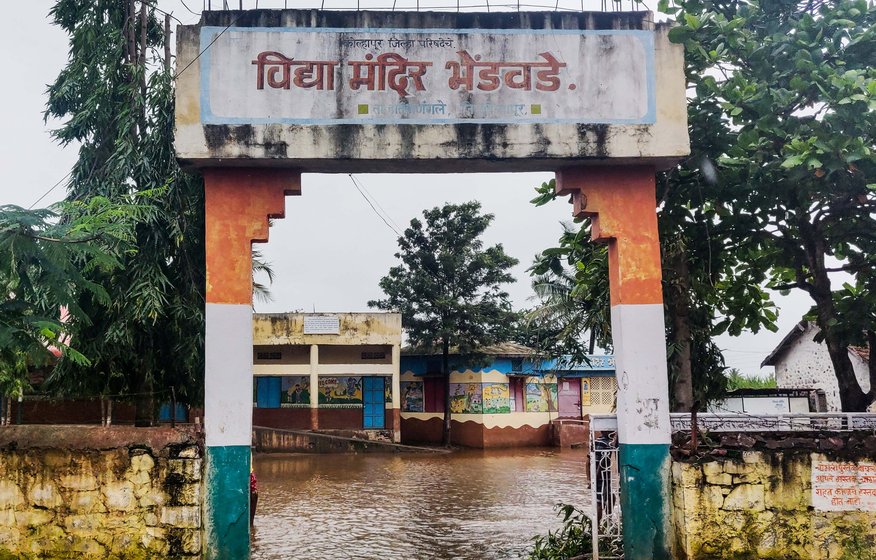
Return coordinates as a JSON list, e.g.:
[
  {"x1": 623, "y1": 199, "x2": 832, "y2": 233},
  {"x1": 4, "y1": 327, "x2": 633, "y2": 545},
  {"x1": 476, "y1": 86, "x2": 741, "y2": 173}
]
[
  {"x1": 347, "y1": 174, "x2": 402, "y2": 237},
  {"x1": 349, "y1": 175, "x2": 403, "y2": 232},
  {"x1": 28, "y1": 171, "x2": 73, "y2": 210},
  {"x1": 179, "y1": 0, "x2": 203, "y2": 16},
  {"x1": 173, "y1": 12, "x2": 243, "y2": 80}
]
